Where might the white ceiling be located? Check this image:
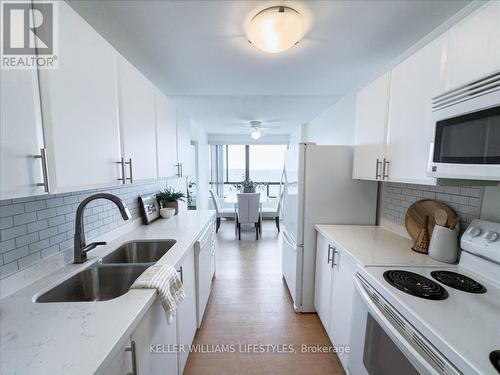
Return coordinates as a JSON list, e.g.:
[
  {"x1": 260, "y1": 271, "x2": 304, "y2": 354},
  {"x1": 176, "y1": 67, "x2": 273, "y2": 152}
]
[{"x1": 69, "y1": 0, "x2": 471, "y2": 135}]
